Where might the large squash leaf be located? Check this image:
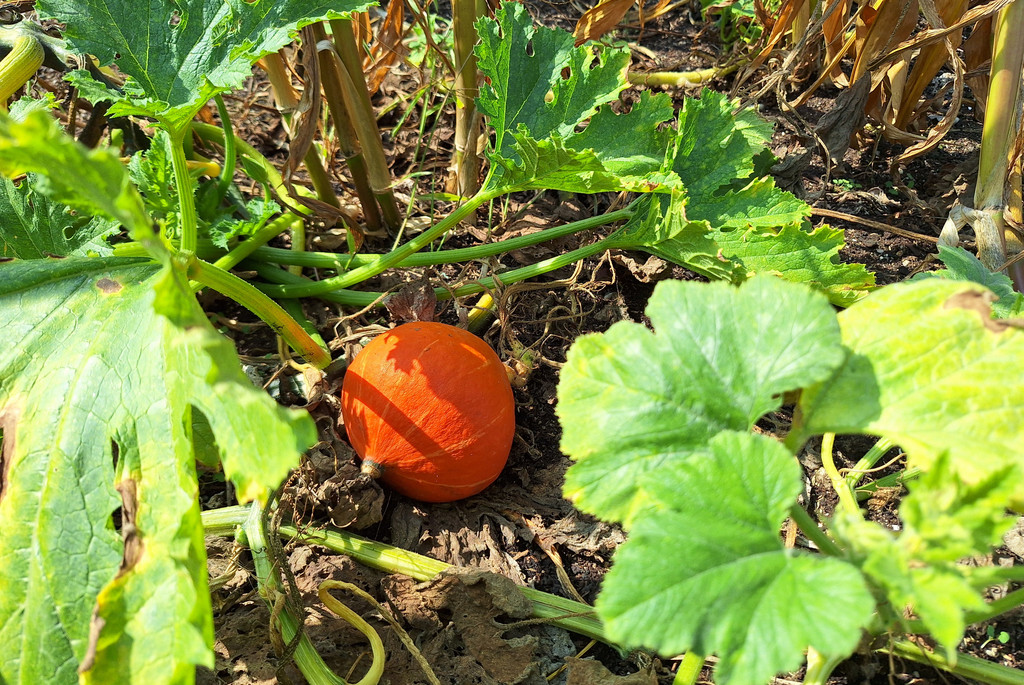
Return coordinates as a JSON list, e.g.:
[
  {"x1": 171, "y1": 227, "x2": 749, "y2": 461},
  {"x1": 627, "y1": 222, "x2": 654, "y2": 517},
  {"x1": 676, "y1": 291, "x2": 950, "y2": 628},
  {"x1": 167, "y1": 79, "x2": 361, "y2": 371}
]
[
  {"x1": 796, "y1": 279, "x2": 1024, "y2": 504},
  {"x1": 38, "y1": 0, "x2": 373, "y2": 127},
  {"x1": 557, "y1": 275, "x2": 844, "y2": 526},
  {"x1": 0, "y1": 255, "x2": 315, "y2": 684},
  {"x1": 597, "y1": 431, "x2": 873, "y2": 685},
  {"x1": 0, "y1": 111, "x2": 315, "y2": 685}
]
